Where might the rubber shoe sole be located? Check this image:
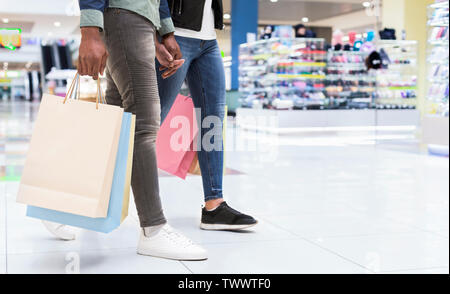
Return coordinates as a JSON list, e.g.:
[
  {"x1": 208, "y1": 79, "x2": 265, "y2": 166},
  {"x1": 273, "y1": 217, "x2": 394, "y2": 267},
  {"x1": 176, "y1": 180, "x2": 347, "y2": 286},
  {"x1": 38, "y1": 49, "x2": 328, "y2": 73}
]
[
  {"x1": 200, "y1": 221, "x2": 258, "y2": 231},
  {"x1": 137, "y1": 248, "x2": 208, "y2": 261}
]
